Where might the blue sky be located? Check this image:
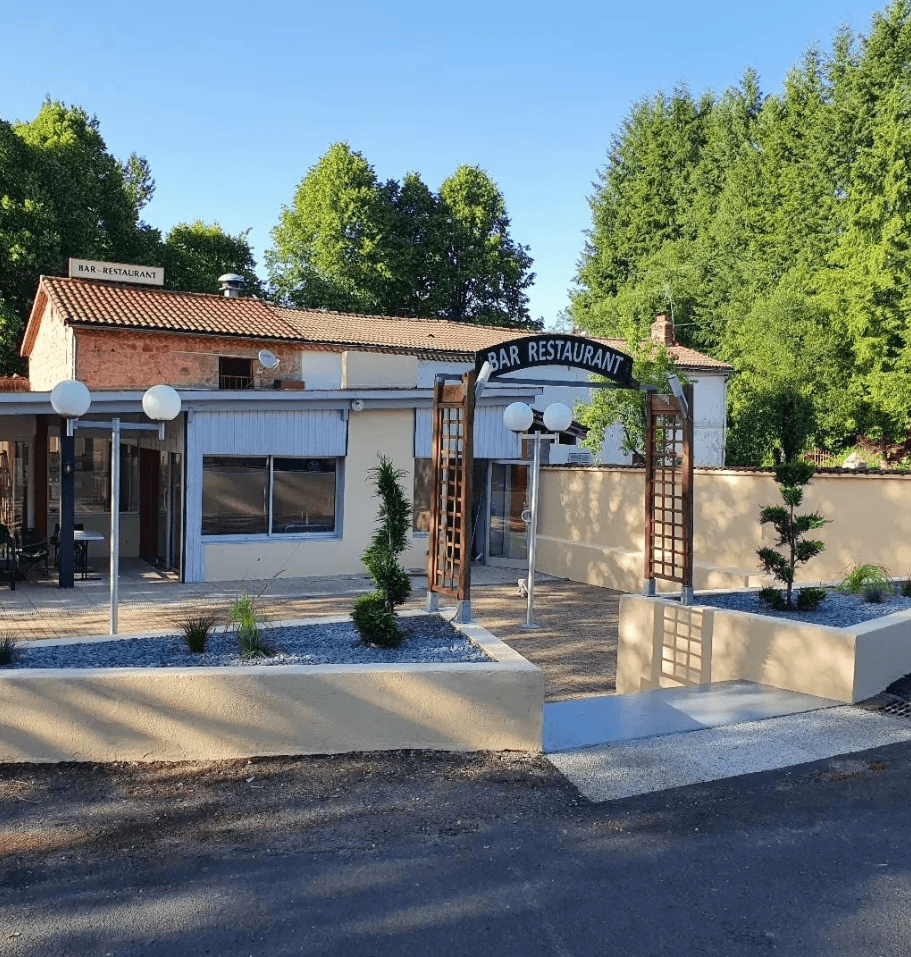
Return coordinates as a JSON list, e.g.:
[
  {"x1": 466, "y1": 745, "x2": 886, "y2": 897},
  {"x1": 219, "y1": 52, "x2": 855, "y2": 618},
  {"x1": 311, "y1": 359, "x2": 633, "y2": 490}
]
[{"x1": 0, "y1": 0, "x2": 888, "y2": 327}]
